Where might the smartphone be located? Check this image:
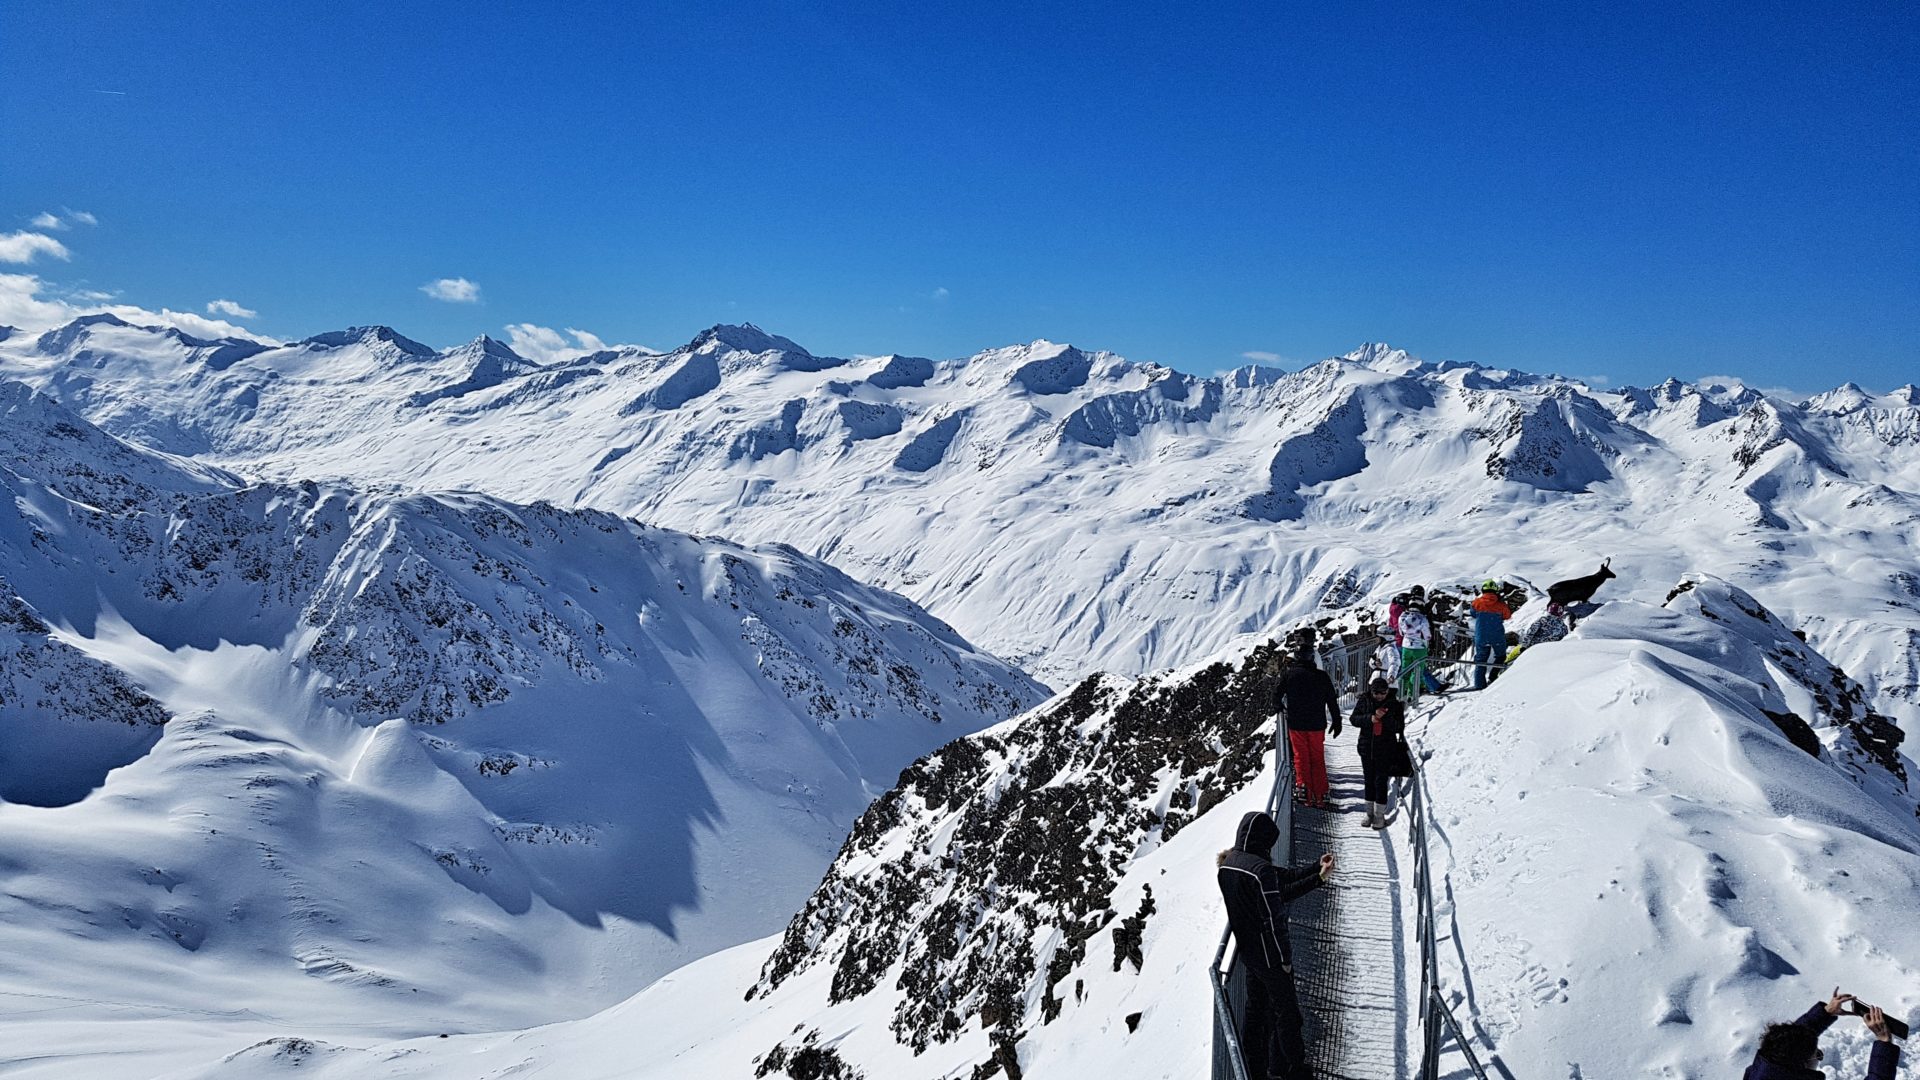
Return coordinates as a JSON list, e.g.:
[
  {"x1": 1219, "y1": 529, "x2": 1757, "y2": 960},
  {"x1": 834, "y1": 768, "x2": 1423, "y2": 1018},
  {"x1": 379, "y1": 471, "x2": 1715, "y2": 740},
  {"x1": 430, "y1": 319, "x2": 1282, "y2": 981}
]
[{"x1": 1844, "y1": 1001, "x2": 1911, "y2": 1041}]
